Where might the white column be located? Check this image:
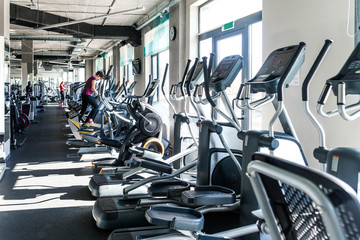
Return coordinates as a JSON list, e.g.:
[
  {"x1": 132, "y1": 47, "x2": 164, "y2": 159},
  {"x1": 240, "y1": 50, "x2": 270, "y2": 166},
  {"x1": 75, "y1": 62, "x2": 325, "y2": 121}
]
[{"x1": 0, "y1": 0, "x2": 10, "y2": 160}]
